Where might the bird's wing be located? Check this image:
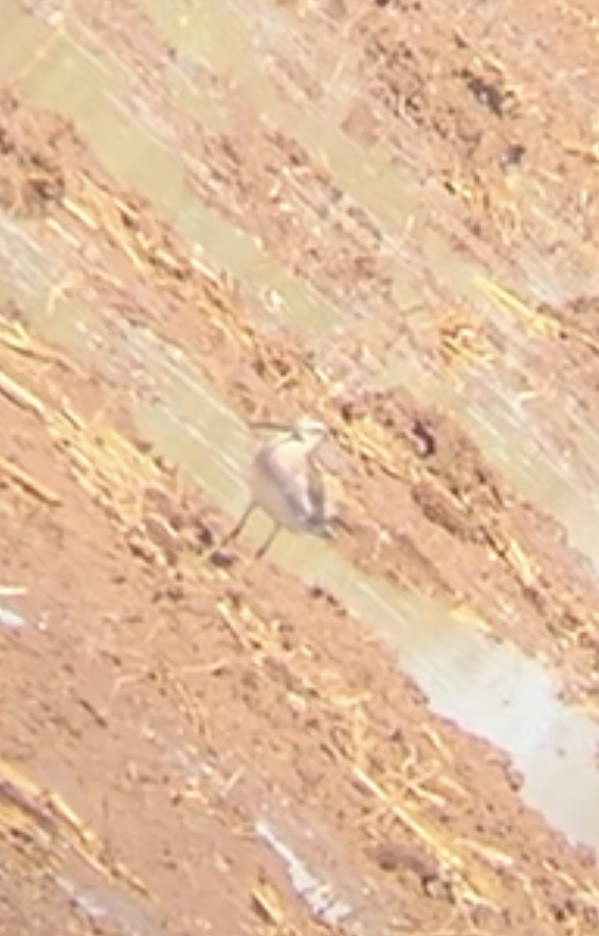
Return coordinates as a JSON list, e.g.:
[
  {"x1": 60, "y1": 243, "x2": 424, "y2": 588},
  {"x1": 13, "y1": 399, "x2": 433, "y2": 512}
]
[
  {"x1": 253, "y1": 443, "x2": 328, "y2": 530},
  {"x1": 305, "y1": 460, "x2": 327, "y2": 528},
  {"x1": 265, "y1": 455, "x2": 325, "y2": 525}
]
